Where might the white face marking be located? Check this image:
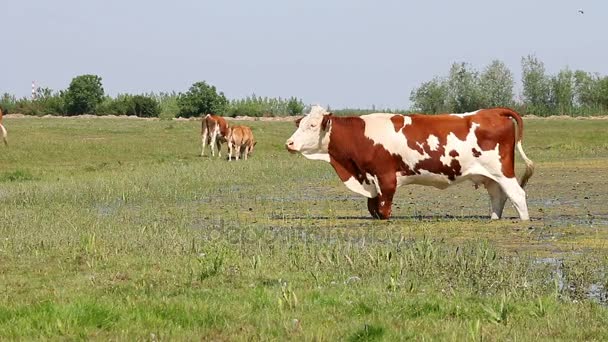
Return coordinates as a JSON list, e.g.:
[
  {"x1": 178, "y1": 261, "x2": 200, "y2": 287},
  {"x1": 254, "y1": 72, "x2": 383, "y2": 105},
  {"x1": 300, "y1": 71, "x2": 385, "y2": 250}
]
[
  {"x1": 426, "y1": 135, "x2": 440, "y2": 151},
  {"x1": 286, "y1": 105, "x2": 331, "y2": 161}
]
